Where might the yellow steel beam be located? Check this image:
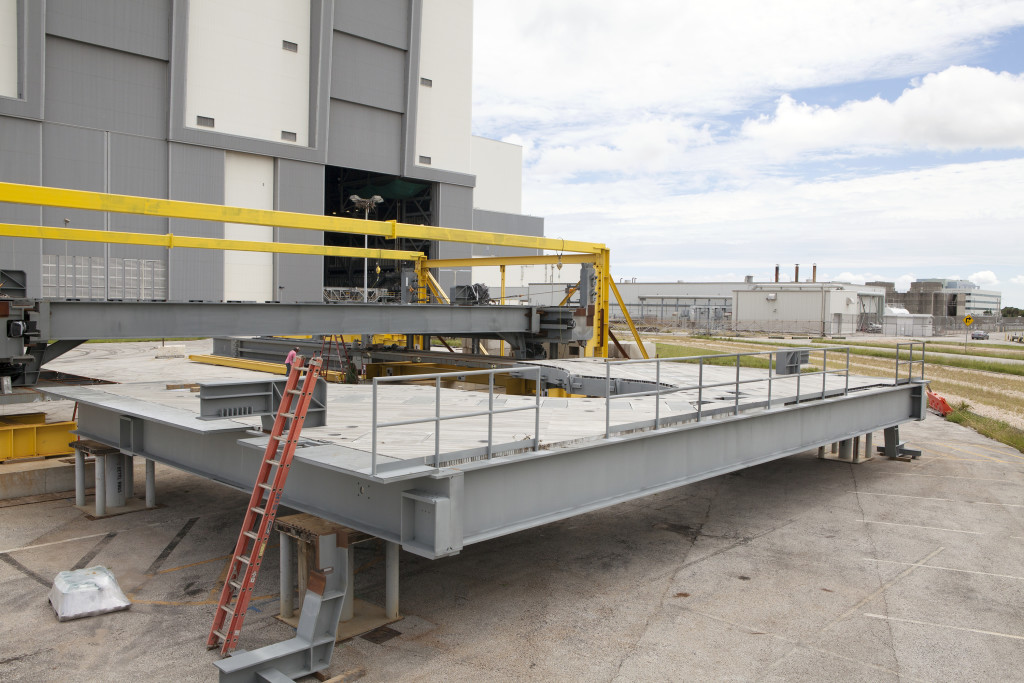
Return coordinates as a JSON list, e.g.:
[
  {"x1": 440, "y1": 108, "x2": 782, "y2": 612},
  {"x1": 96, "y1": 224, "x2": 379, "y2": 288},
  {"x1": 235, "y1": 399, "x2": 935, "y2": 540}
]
[
  {"x1": 558, "y1": 283, "x2": 580, "y2": 307},
  {"x1": 425, "y1": 271, "x2": 451, "y2": 304},
  {"x1": 424, "y1": 253, "x2": 598, "y2": 269},
  {"x1": 0, "y1": 181, "x2": 604, "y2": 254},
  {"x1": 608, "y1": 277, "x2": 649, "y2": 359},
  {"x1": 0, "y1": 223, "x2": 424, "y2": 261}
]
